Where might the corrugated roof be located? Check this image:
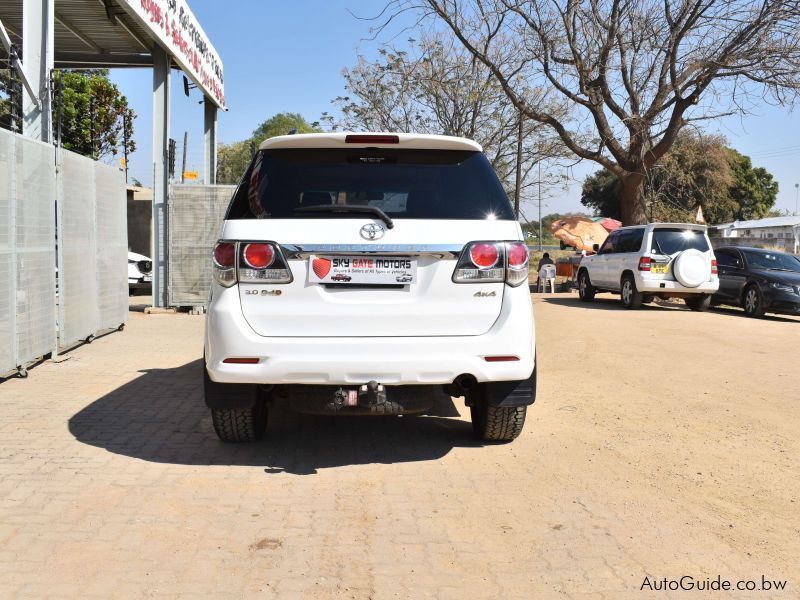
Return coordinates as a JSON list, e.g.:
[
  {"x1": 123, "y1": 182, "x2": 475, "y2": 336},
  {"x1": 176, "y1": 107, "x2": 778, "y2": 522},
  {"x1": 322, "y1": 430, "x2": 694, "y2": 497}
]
[
  {"x1": 0, "y1": 0, "x2": 154, "y2": 66},
  {"x1": 713, "y1": 216, "x2": 800, "y2": 230}
]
